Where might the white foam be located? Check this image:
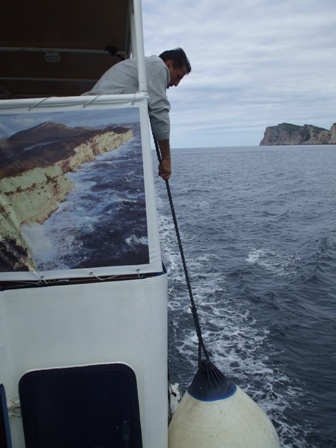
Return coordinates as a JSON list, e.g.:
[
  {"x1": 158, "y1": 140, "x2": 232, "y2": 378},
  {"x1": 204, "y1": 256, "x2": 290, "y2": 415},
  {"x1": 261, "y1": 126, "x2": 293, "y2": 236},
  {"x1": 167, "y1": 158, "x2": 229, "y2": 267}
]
[
  {"x1": 125, "y1": 235, "x2": 148, "y2": 246},
  {"x1": 246, "y1": 247, "x2": 301, "y2": 276},
  {"x1": 21, "y1": 222, "x2": 53, "y2": 258}
]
